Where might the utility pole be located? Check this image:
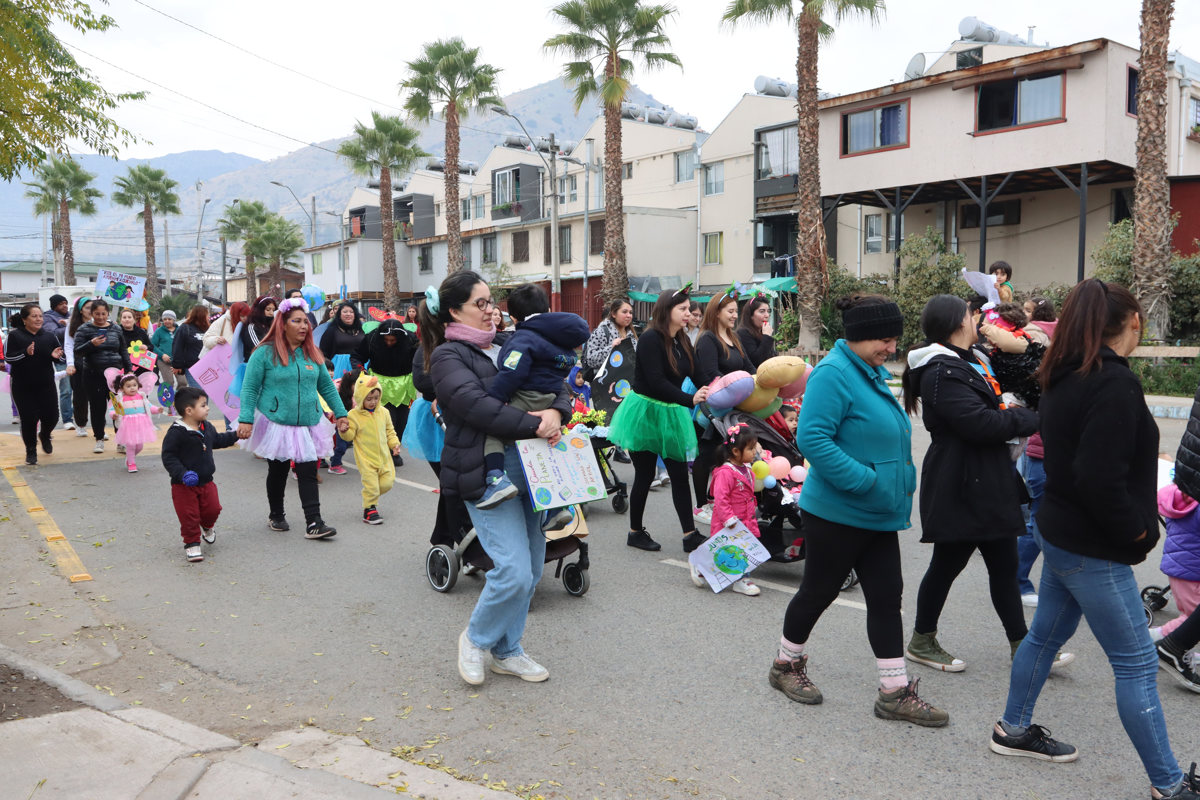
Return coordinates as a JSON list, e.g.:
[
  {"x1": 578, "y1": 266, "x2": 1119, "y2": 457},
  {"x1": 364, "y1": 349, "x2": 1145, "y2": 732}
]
[
  {"x1": 582, "y1": 138, "x2": 594, "y2": 314},
  {"x1": 549, "y1": 132, "x2": 560, "y2": 312},
  {"x1": 163, "y1": 218, "x2": 171, "y2": 295},
  {"x1": 310, "y1": 195, "x2": 317, "y2": 248},
  {"x1": 196, "y1": 197, "x2": 210, "y2": 292},
  {"x1": 220, "y1": 236, "x2": 228, "y2": 306},
  {"x1": 40, "y1": 215, "x2": 47, "y2": 287}
]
